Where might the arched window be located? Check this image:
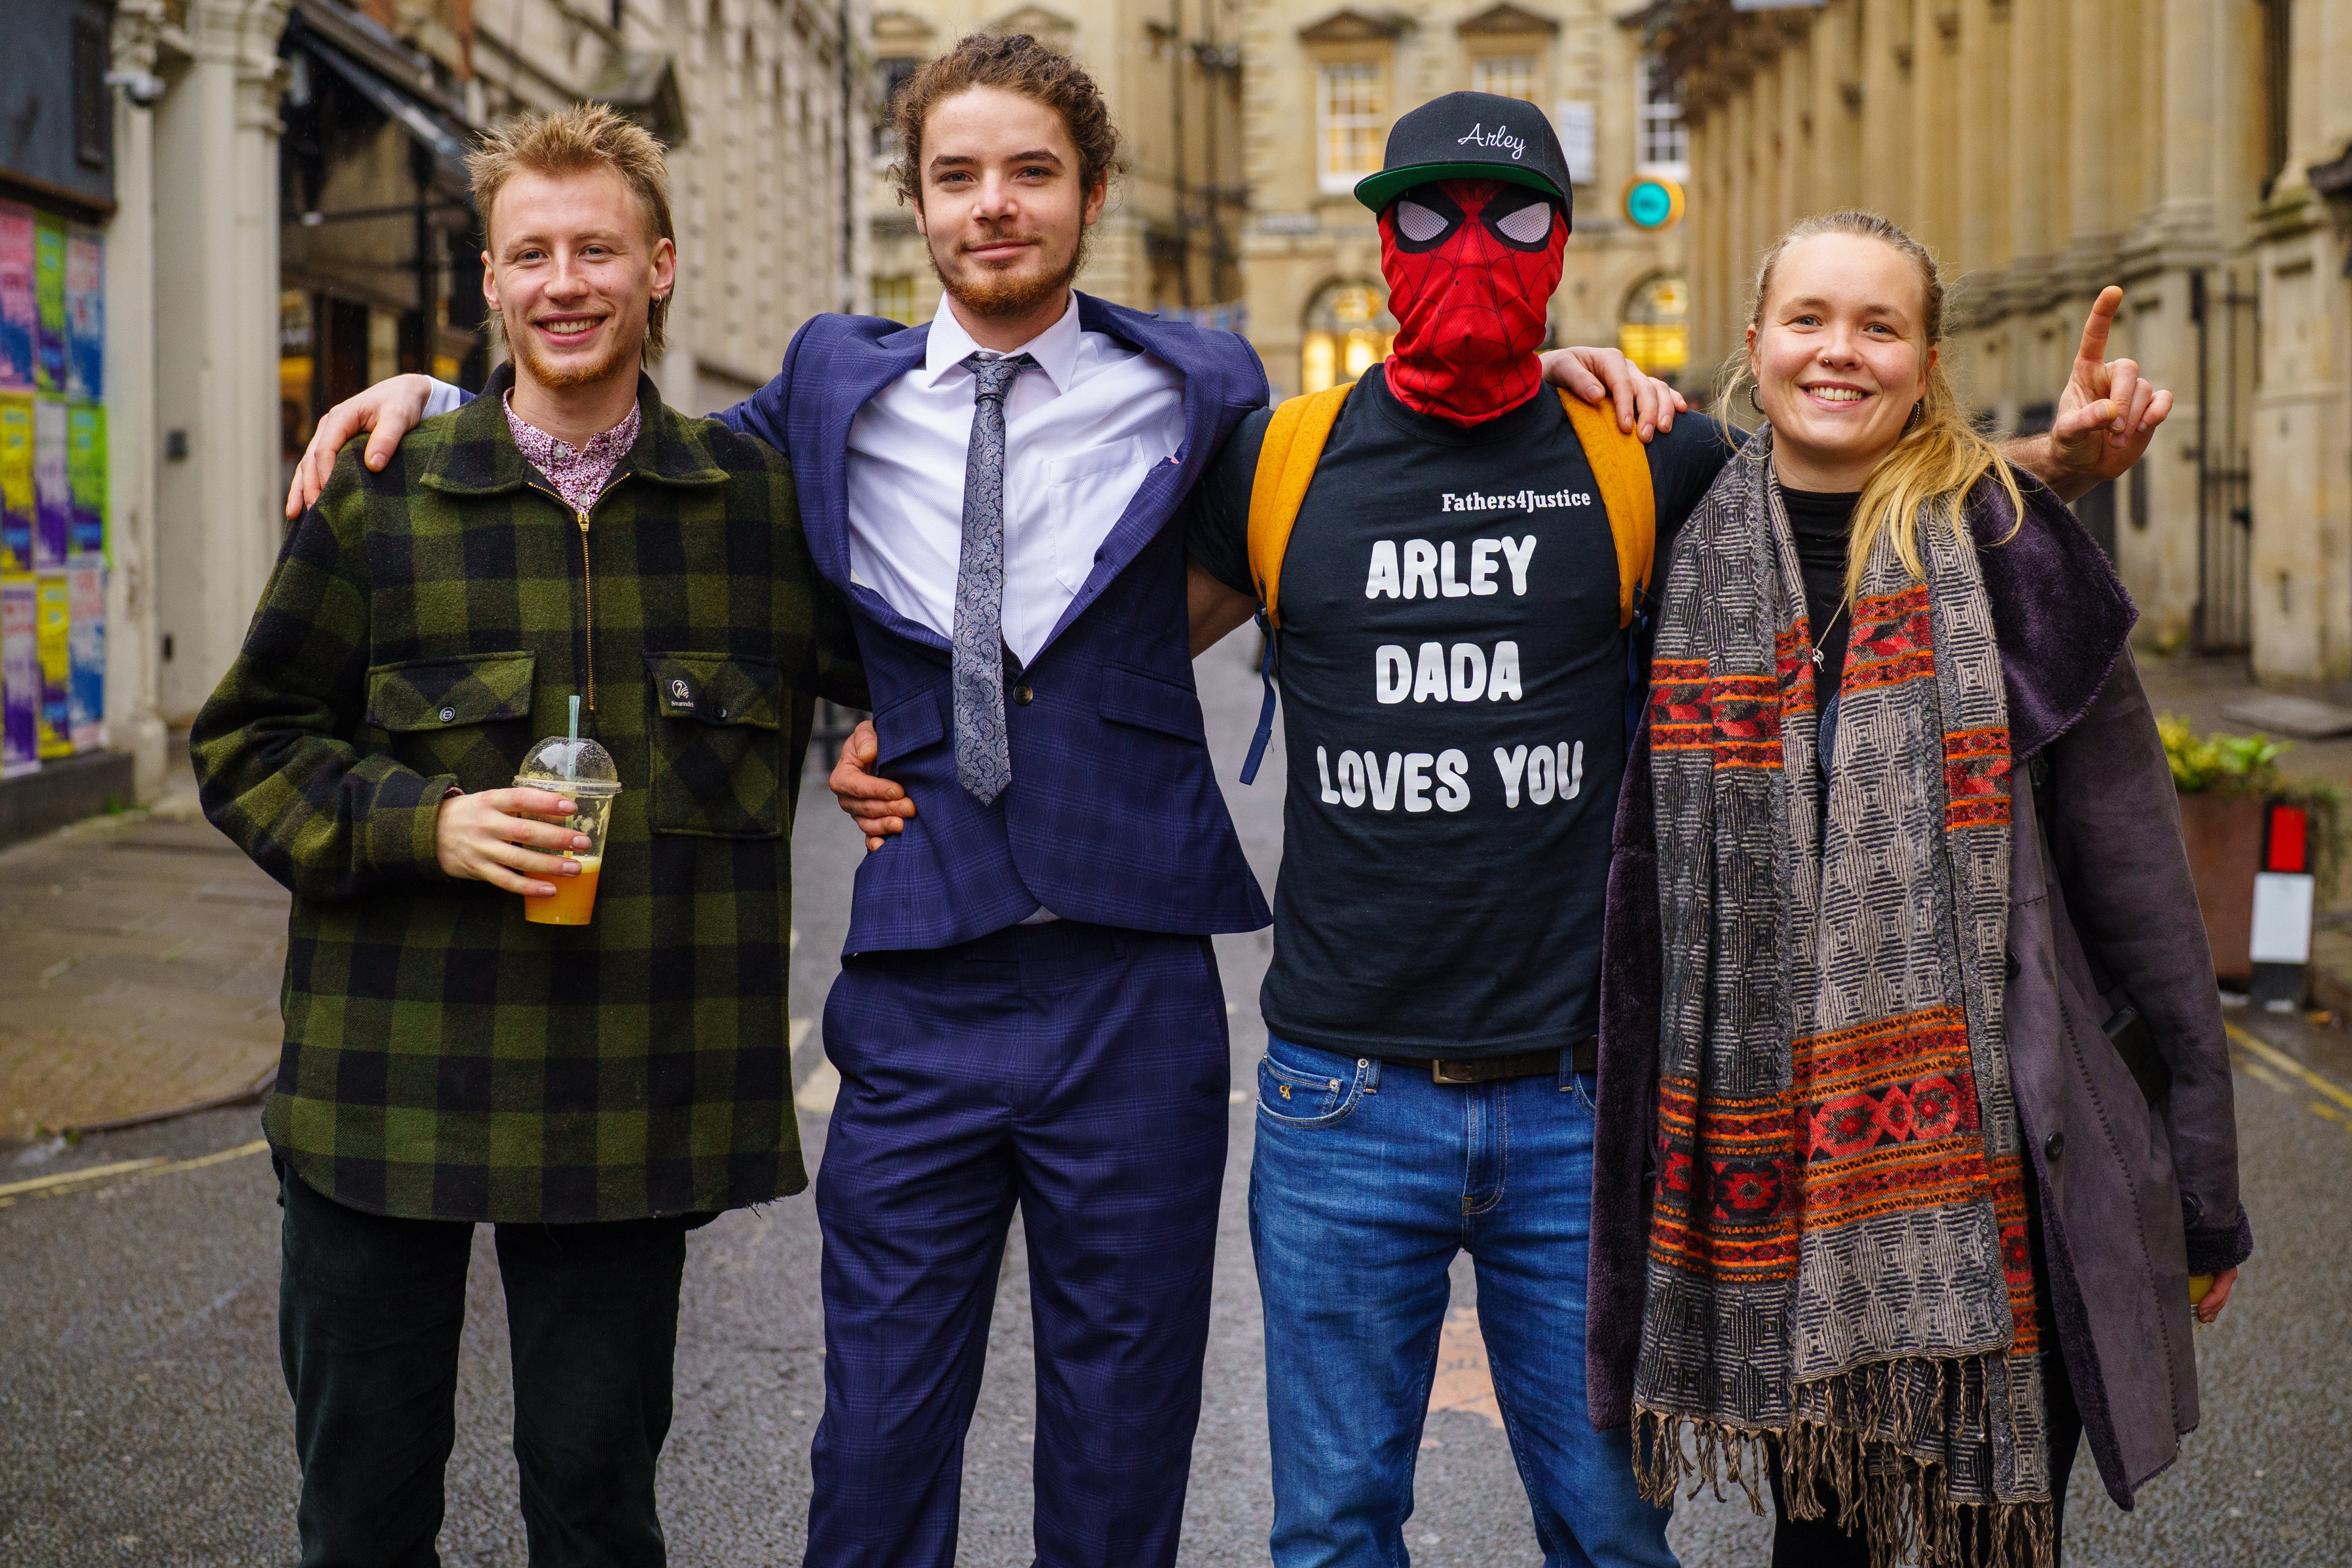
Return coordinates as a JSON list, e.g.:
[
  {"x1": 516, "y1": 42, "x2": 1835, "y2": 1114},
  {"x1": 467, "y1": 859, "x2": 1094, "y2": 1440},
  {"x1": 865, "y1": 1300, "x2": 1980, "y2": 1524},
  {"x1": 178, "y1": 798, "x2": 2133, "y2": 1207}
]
[
  {"x1": 1618, "y1": 272, "x2": 1688, "y2": 383},
  {"x1": 1300, "y1": 279, "x2": 1395, "y2": 394}
]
